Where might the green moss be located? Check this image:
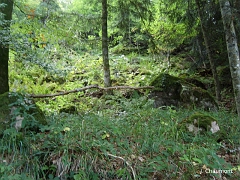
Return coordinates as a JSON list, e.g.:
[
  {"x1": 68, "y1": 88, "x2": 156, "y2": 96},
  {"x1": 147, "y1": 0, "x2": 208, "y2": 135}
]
[
  {"x1": 192, "y1": 86, "x2": 217, "y2": 104},
  {"x1": 150, "y1": 73, "x2": 181, "y2": 90},
  {"x1": 193, "y1": 87, "x2": 211, "y2": 99},
  {"x1": 186, "y1": 112, "x2": 217, "y2": 130},
  {"x1": 150, "y1": 73, "x2": 182, "y2": 100},
  {"x1": 149, "y1": 73, "x2": 218, "y2": 109},
  {"x1": 177, "y1": 112, "x2": 230, "y2": 143},
  {"x1": 180, "y1": 83, "x2": 218, "y2": 110}
]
